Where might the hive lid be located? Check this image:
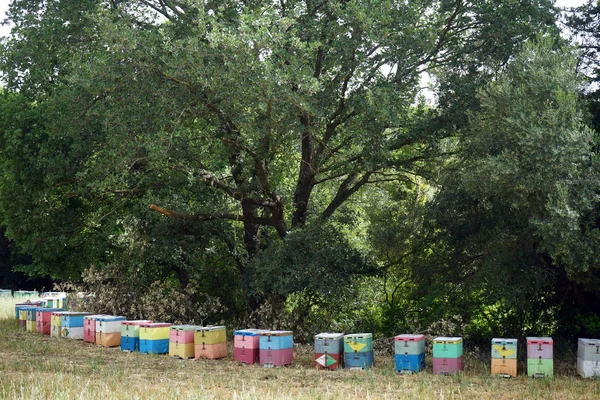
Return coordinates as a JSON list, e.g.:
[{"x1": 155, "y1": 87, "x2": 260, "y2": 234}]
[
  {"x1": 491, "y1": 338, "x2": 517, "y2": 345},
  {"x1": 526, "y1": 337, "x2": 553, "y2": 344},
  {"x1": 122, "y1": 320, "x2": 153, "y2": 326},
  {"x1": 394, "y1": 334, "x2": 425, "y2": 342},
  {"x1": 578, "y1": 338, "x2": 600, "y2": 346},
  {"x1": 37, "y1": 308, "x2": 63, "y2": 313},
  {"x1": 51, "y1": 311, "x2": 67, "y2": 315},
  {"x1": 61, "y1": 312, "x2": 92, "y2": 316},
  {"x1": 233, "y1": 329, "x2": 268, "y2": 336},
  {"x1": 344, "y1": 333, "x2": 373, "y2": 339},
  {"x1": 96, "y1": 315, "x2": 127, "y2": 322},
  {"x1": 172, "y1": 325, "x2": 198, "y2": 331},
  {"x1": 196, "y1": 325, "x2": 226, "y2": 332},
  {"x1": 315, "y1": 333, "x2": 344, "y2": 340},
  {"x1": 140, "y1": 322, "x2": 172, "y2": 328},
  {"x1": 433, "y1": 336, "x2": 463, "y2": 344},
  {"x1": 260, "y1": 330, "x2": 293, "y2": 336}
]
